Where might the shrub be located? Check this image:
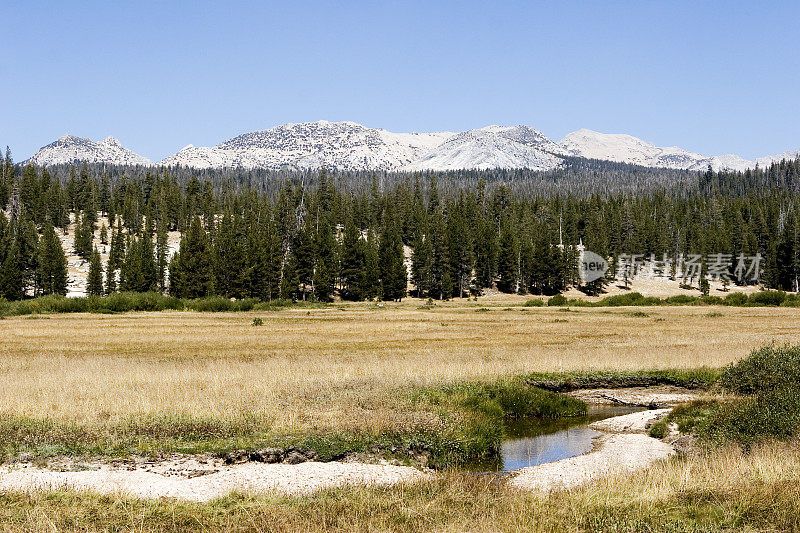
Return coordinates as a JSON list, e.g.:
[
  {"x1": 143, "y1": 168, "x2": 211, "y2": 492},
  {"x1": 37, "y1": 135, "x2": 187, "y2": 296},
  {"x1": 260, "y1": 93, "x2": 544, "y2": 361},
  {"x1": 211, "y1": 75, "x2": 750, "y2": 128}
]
[
  {"x1": 252, "y1": 317, "x2": 264, "y2": 326},
  {"x1": 700, "y1": 295, "x2": 723, "y2": 305},
  {"x1": 747, "y1": 290, "x2": 787, "y2": 307},
  {"x1": 88, "y1": 292, "x2": 183, "y2": 312},
  {"x1": 781, "y1": 293, "x2": 800, "y2": 307},
  {"x1": 706, "y1": 387, "x2": 800, "y2": 444},
  {"x1": 664, "y1": 294, "x2": 699, "y2": 305},
  {"x1": 523, "y1": 298, "x2": 544, "y2": 307},
  {"x1": 723, "y1": 292, "x2": 749, "y2": 306},
  {"x1": 547, "y1": 294, "x2": 568, "y2": 306},
  {"x1": 648, "y1": 420, "x2": 668, "y2": 439},
  {"x1": 186, "y1": 296, "x2": 258, "y2": 312},
  {"x1": 598, "y1": 292, "x2": 646, "y2": 306},
  {"x1": 719, "y1": 344, "x2": 800, "y2": 395}
]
